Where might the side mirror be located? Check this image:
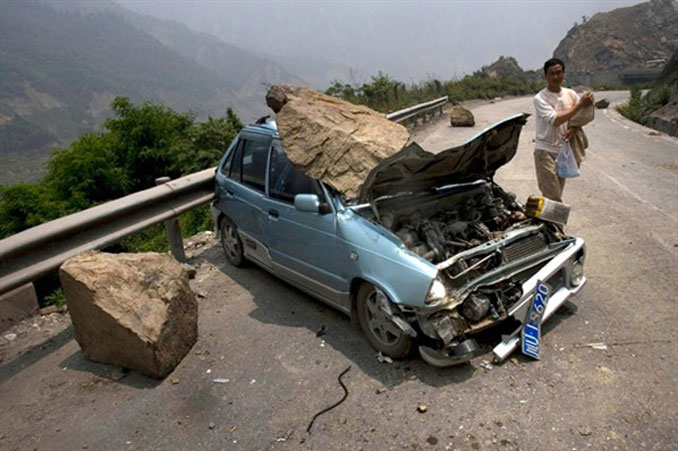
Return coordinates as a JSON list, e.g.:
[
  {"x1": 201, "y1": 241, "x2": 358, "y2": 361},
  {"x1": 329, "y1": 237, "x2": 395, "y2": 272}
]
[
  {"x1": 294, "y1": 194, "x2": 320, "y2": 213},
  {"x1": 294, "y1": 194, "x2": 332, "y2": 214}
]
